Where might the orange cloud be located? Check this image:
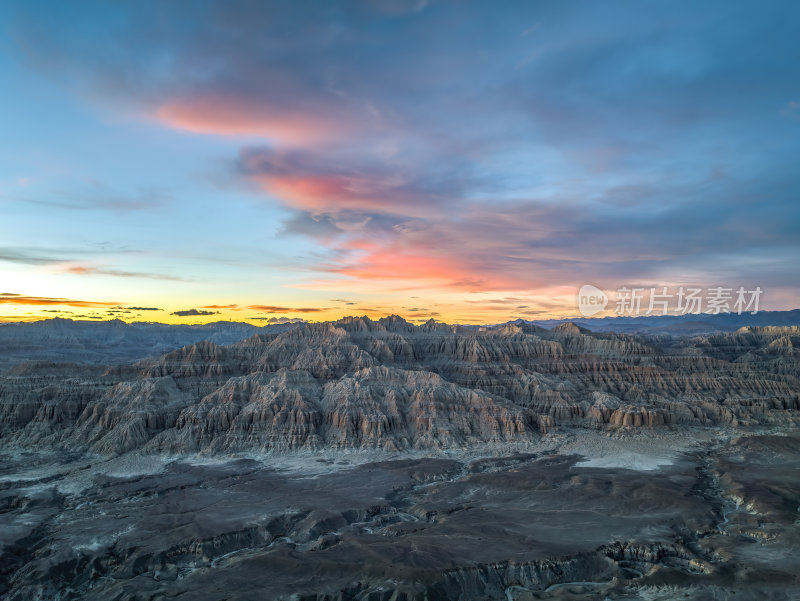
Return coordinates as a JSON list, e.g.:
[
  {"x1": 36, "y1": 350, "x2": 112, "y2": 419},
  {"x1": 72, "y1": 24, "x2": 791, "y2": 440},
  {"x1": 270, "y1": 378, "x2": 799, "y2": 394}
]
[
  {"x1": 155, "y1": 93, "x2": 340, "y2": 144},
  {"x1": 0, "y1": 293, "x2": 119, "y2": 307}
]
